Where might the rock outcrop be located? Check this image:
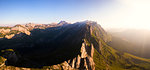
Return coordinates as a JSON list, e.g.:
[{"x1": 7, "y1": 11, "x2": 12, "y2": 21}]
[
  {"x1": 50, "y1": 40, "x2": 95, "y2": 70},
  {"x1": 0, "y1": 40, "x2": 95, "y2": 70},
  {"x1": 1, "y1": 49, "x2": 18, "y2": 65},
  {"x1": 0, "y1": 28, "x2": 10, "y2": 34},
  {"x1": 5, "y1": 34, "x2": 15, "y2": 39},
  {"x1": 11, "y1": 26, "x2": 30, "y2": 35}
]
